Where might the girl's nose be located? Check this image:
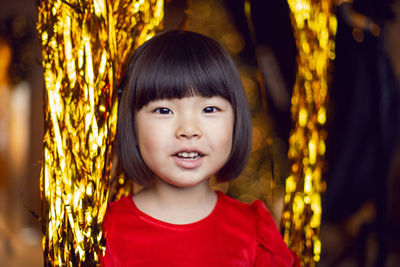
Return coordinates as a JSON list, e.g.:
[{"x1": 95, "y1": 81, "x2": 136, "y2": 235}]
[{"x1": 175, "y1": 120, "x2": 202, "y2": 139}]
